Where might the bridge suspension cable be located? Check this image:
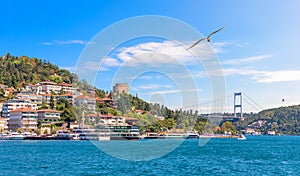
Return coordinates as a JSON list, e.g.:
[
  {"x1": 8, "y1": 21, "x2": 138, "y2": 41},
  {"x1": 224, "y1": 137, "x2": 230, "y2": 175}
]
[{"x1": 243, "y1": 93, "x2": 264, "y2": 110}]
